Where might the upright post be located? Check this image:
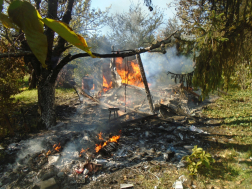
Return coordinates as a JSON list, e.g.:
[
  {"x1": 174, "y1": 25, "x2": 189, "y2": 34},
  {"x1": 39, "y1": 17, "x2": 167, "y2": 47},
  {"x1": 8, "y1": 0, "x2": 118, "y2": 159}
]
[
  {"x1": 136, "y1": 54, "x2": 154, "y2": 114},
  {"x1": 110, "y1": 45, "x2": 118, "y2": 88}
]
